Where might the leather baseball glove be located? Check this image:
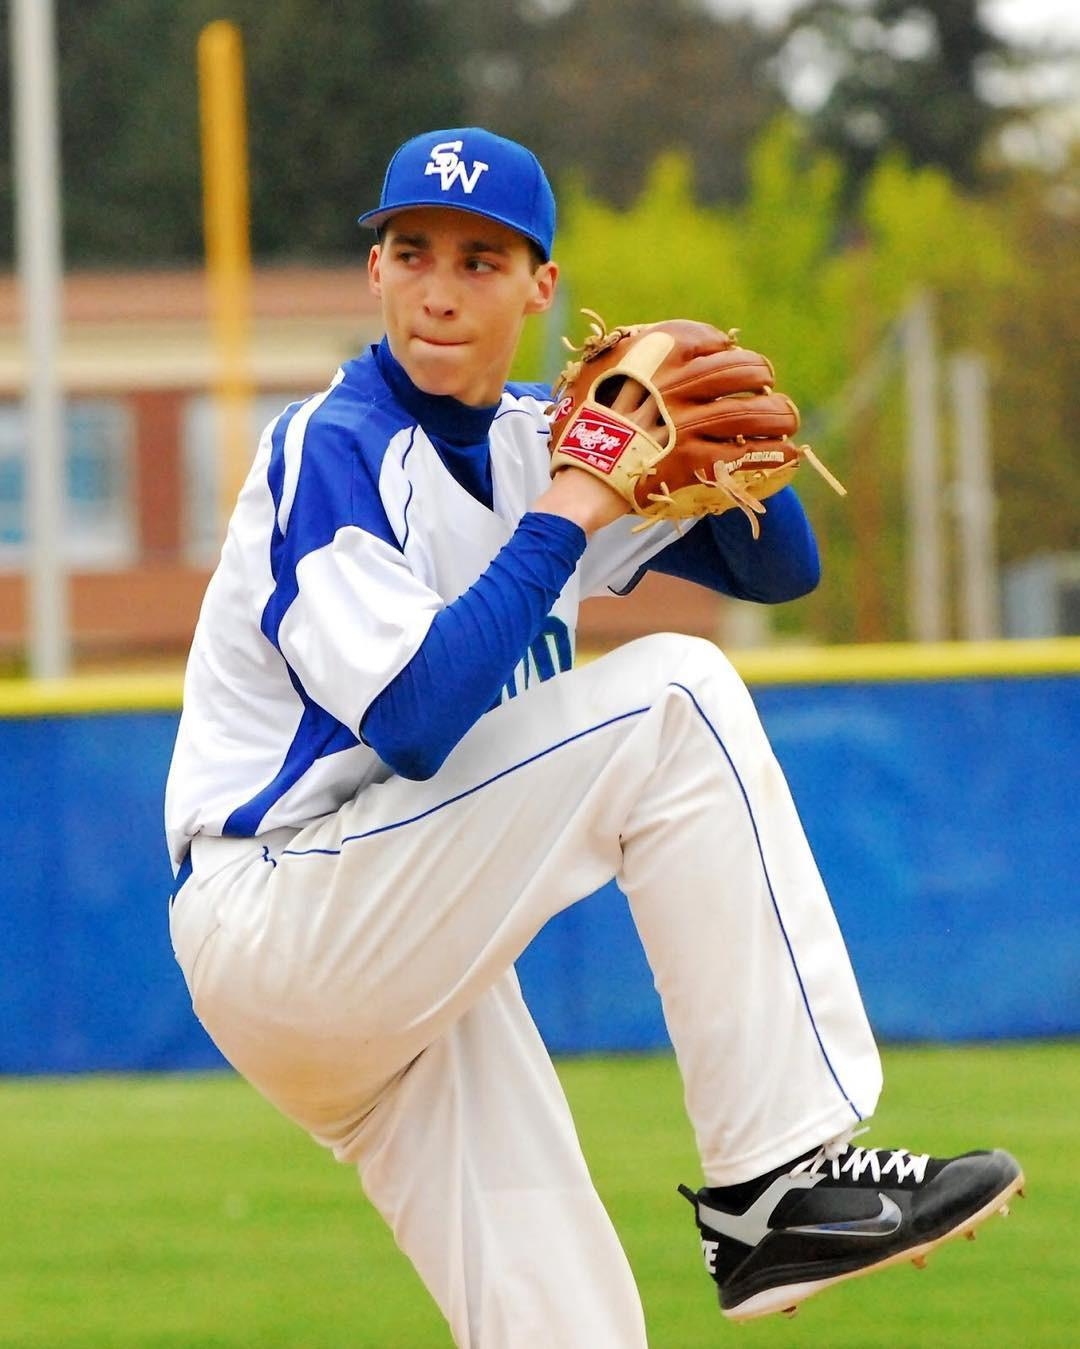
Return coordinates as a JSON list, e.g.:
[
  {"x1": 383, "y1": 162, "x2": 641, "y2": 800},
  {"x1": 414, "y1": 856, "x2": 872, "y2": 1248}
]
[{"x1": 548, "y1": 311, "x2": 844, "y2": 535}]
